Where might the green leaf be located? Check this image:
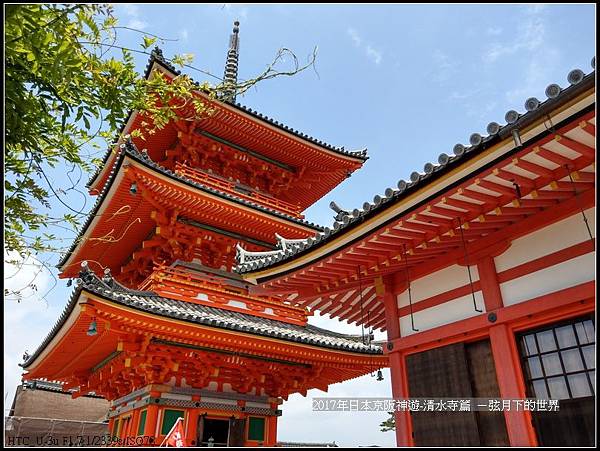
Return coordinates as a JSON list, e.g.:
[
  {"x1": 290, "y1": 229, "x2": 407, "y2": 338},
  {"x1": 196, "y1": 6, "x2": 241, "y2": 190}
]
[{"x1": 141, "y1": 36, "x2": 157, "y2": 50}]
